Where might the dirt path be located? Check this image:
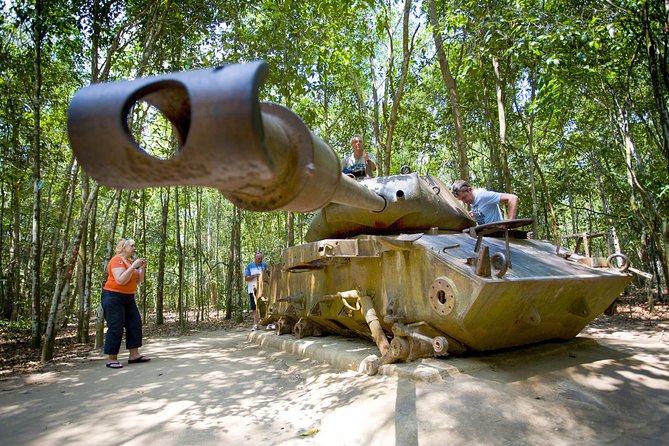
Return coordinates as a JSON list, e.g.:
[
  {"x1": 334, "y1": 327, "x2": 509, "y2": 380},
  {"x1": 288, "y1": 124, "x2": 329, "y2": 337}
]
[{"x1": 0, "y1": 319, "x2": 667, "y2": 446}]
